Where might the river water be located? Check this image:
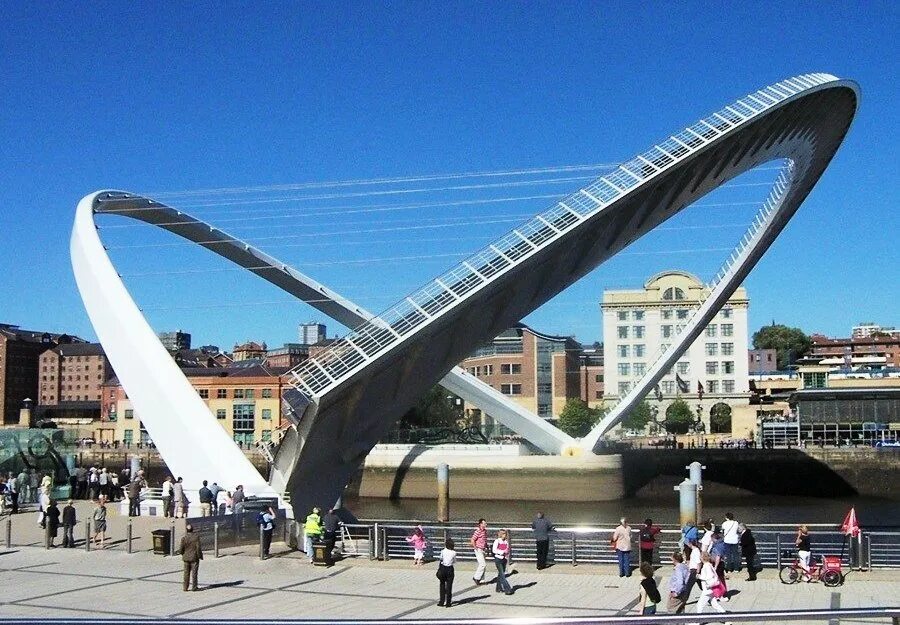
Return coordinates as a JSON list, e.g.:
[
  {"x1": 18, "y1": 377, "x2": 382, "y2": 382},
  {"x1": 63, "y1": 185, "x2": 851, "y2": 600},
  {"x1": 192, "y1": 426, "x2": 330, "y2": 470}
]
[{"x1": 347, "y1": 494, "x2": 900, "y2": 529}]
